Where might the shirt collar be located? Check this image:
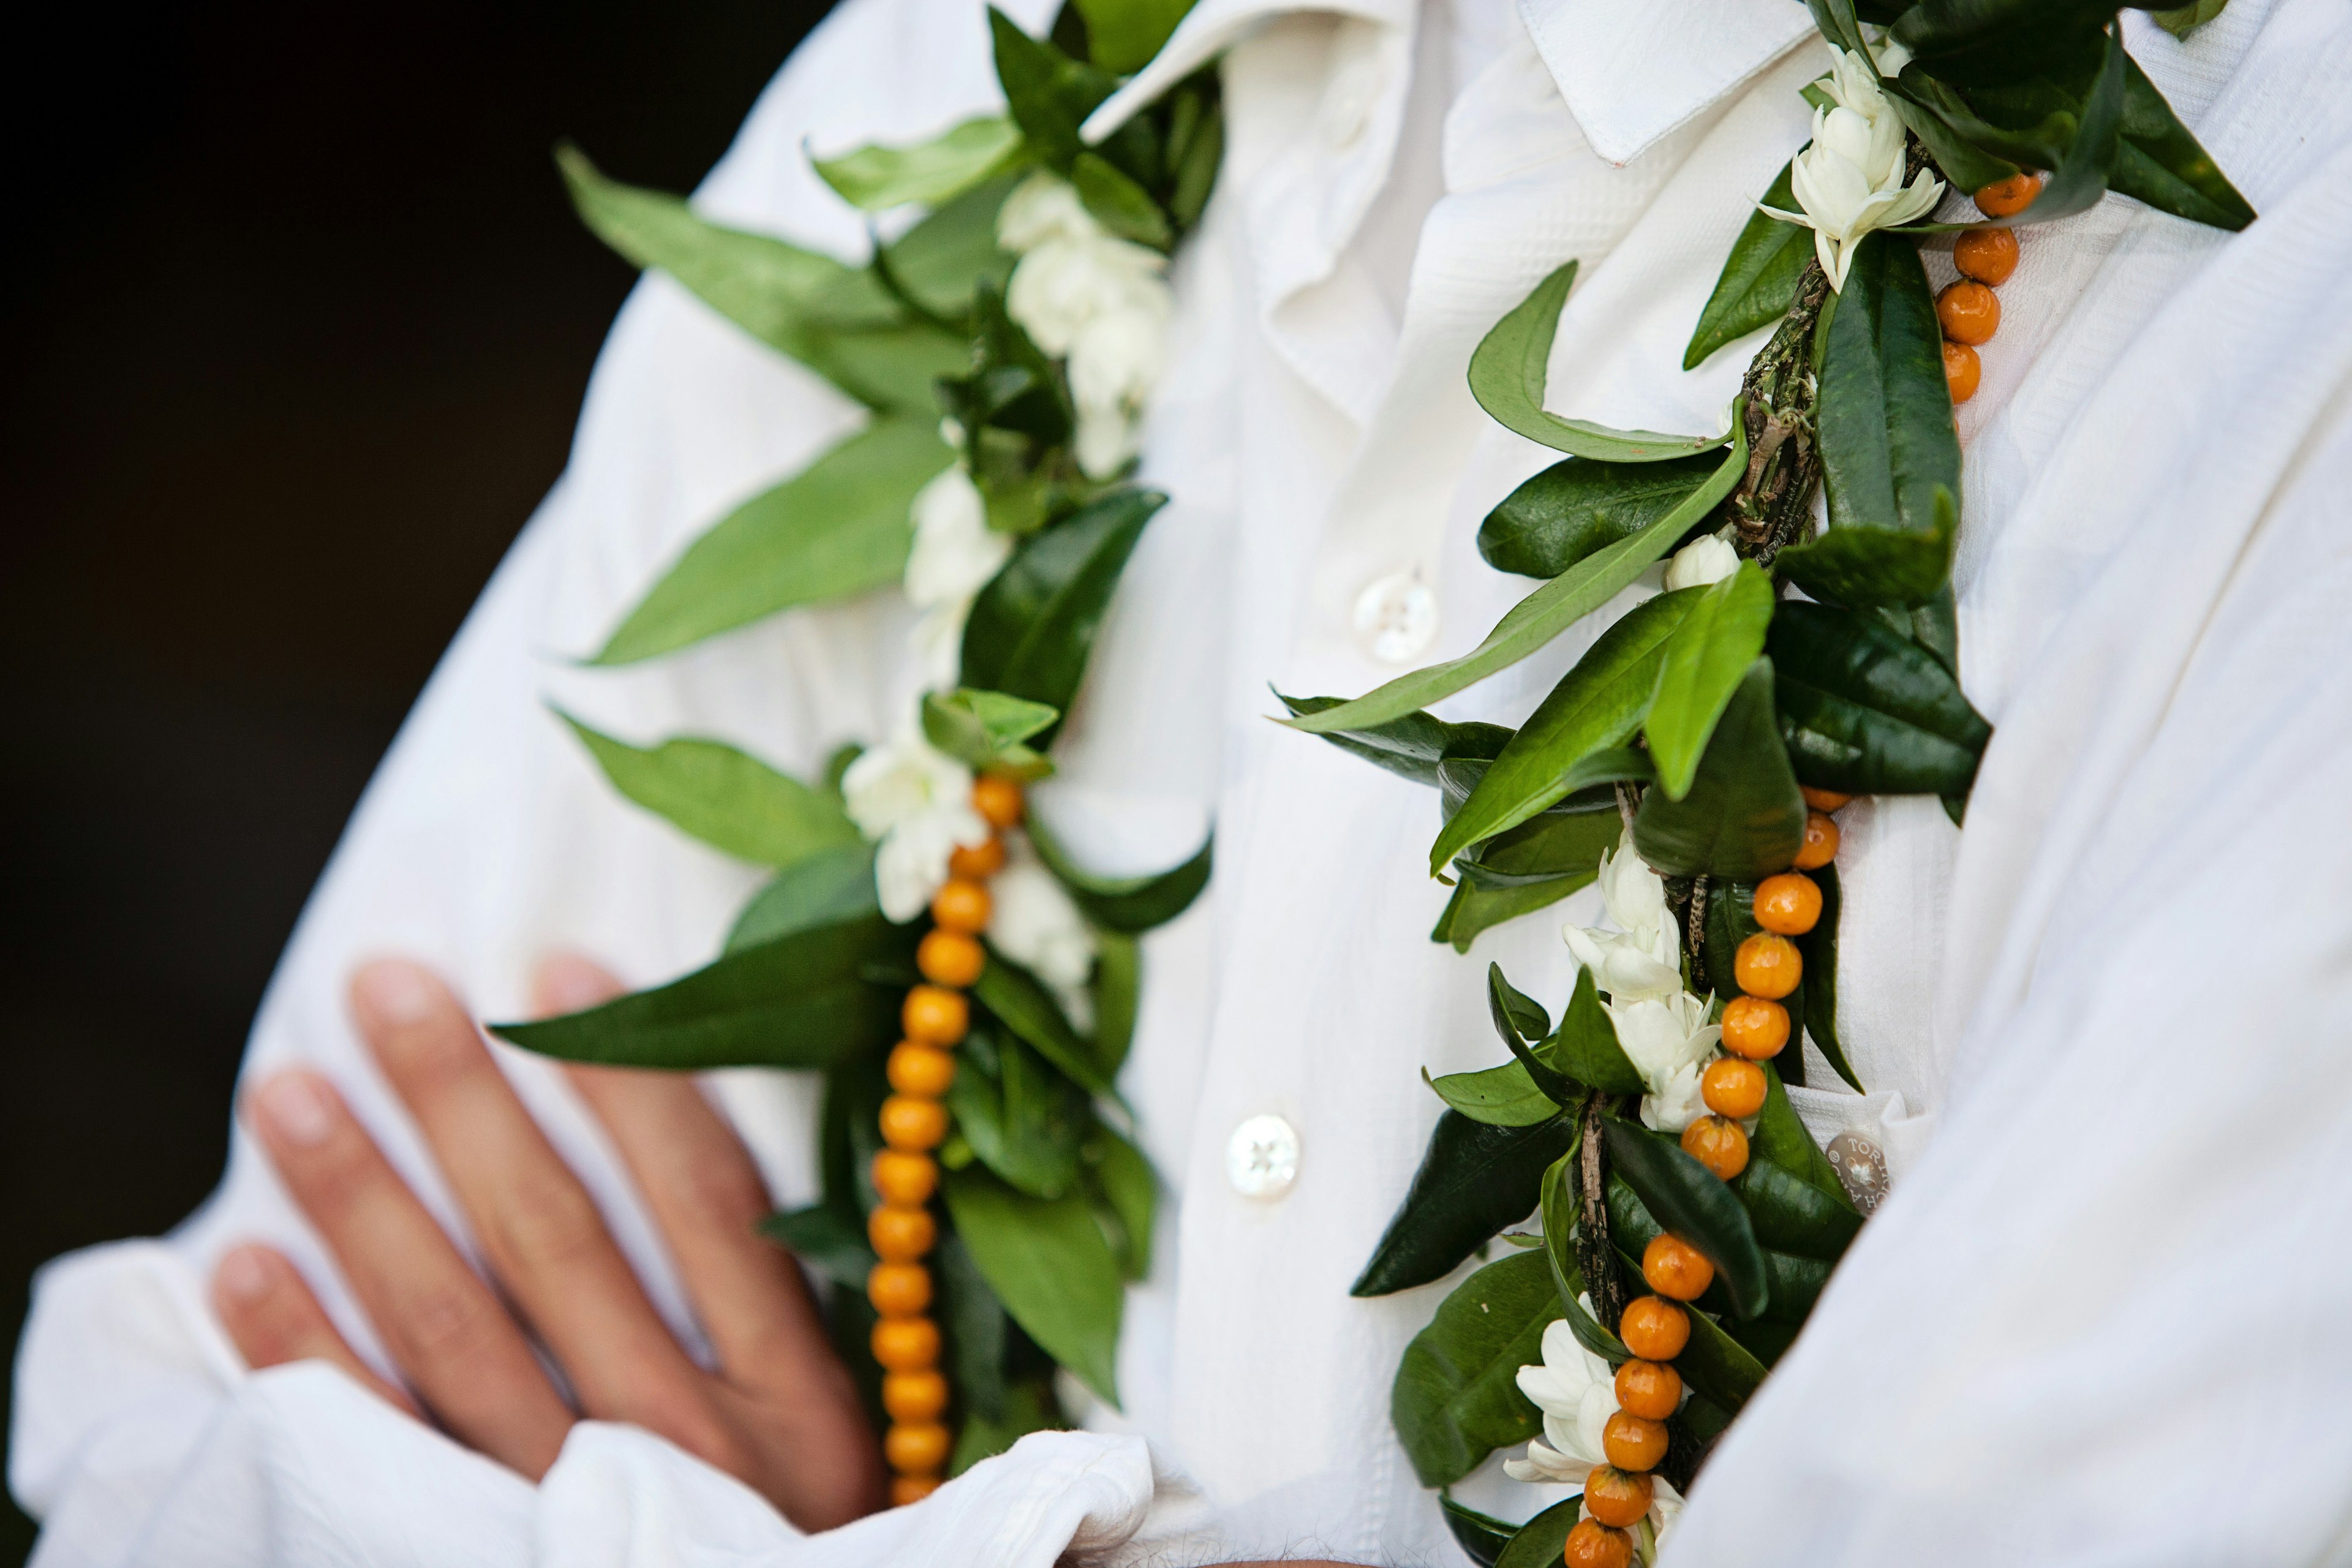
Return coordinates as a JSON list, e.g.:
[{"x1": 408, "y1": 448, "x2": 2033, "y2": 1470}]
[
  {"x1": 1513, "y1": 0, "x2": 1814, "y2": 165},
  {"x1": 1082, "y1": 0, "x2": 1414, "y2": 145}
]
